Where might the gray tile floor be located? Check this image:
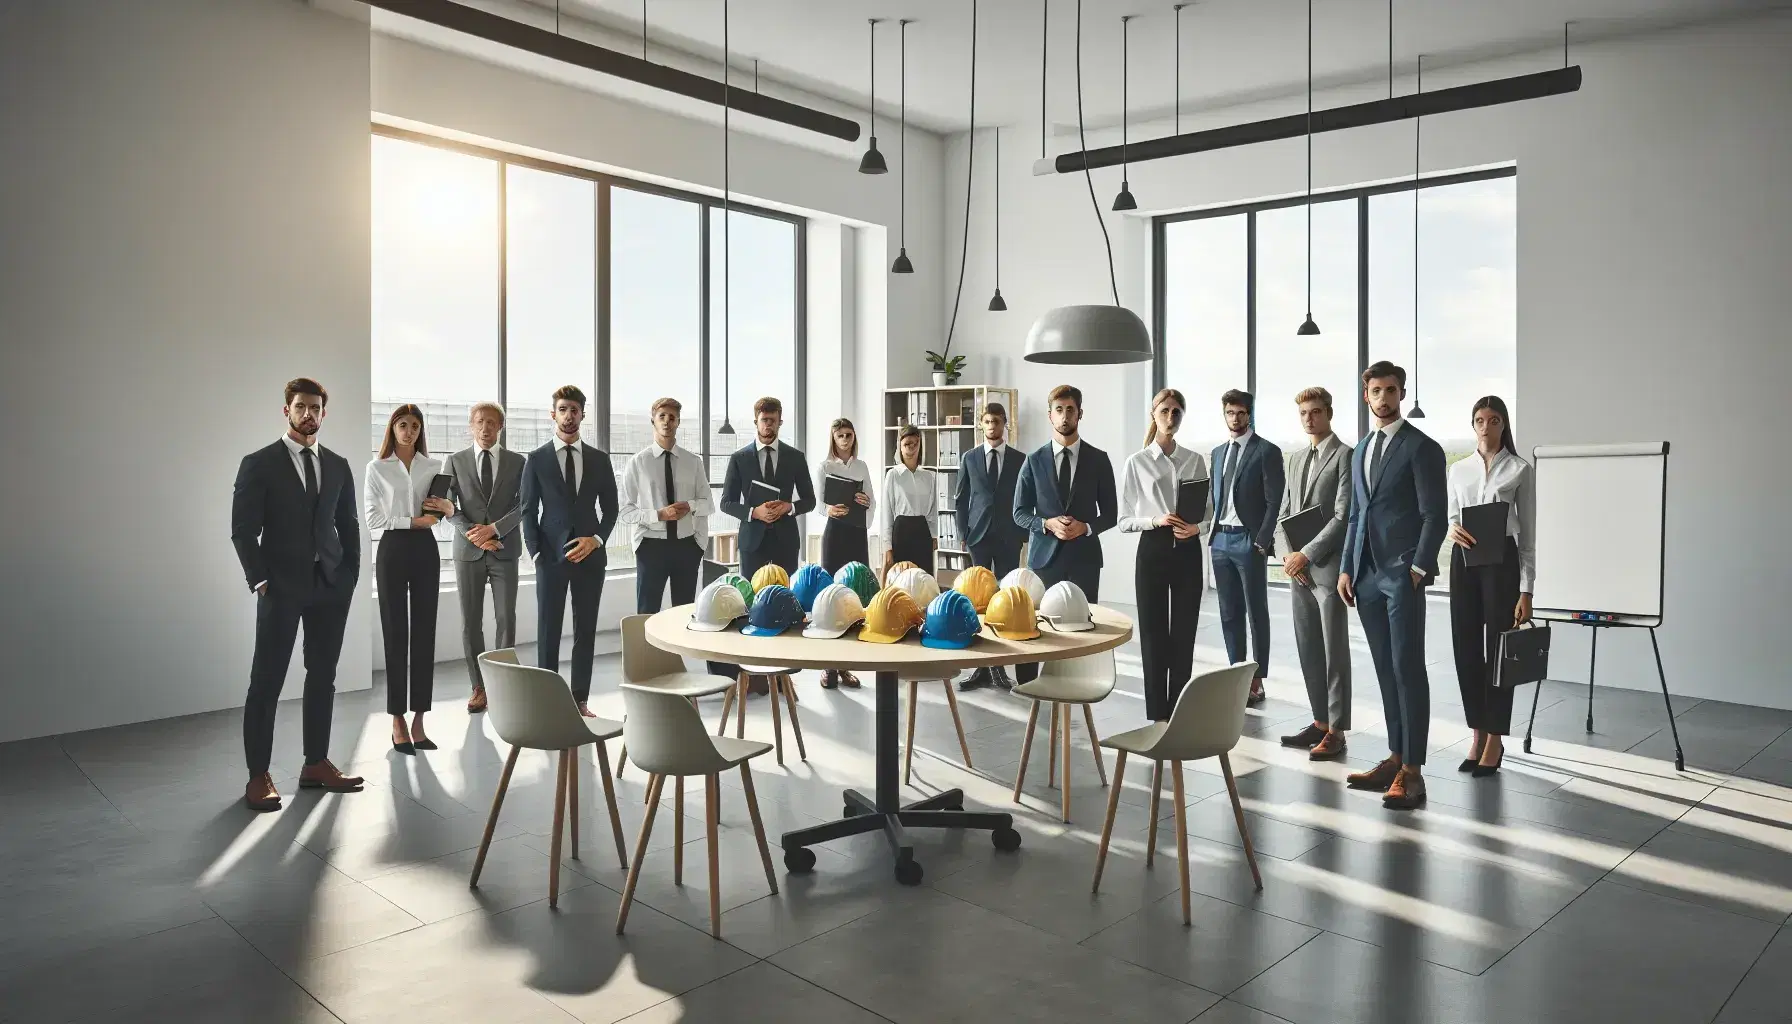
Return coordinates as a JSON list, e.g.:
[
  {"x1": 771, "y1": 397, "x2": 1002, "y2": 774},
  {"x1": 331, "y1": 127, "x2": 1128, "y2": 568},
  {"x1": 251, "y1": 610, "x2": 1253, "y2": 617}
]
[{"x1": 4, "y1": 589, "x2": 1790, "y2": 1023}]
